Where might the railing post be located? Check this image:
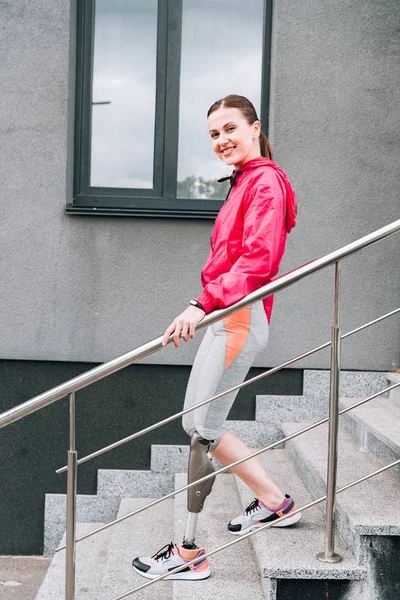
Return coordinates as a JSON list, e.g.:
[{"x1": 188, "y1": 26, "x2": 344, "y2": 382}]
[
  {"x1": 317, "y1": 262, "x2": 343, "y2": 563},
  {"x1": 65, "y1": 392, "x2": 77, "y2": 599}
]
